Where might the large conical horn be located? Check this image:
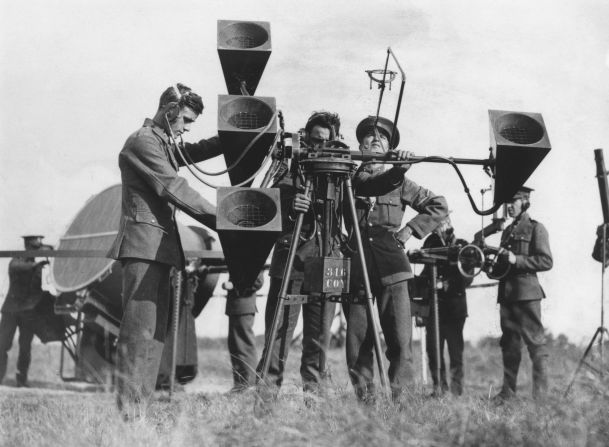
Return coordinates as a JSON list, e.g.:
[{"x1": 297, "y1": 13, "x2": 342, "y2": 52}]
[
  {"x1": 218, "y1": 95, "x2": 278, "y2": 186},
  {"x1": 489, "y1": 110, "x2": 551, "y2": 205},
  {"x1": 217, "y1": 20, "x2": 271, "y2": 96},
  {"x1": 216, "y1": 187, "x2": 282, "y2": 289}
]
